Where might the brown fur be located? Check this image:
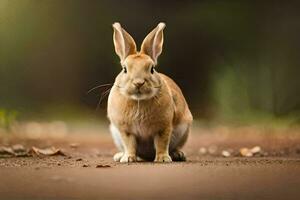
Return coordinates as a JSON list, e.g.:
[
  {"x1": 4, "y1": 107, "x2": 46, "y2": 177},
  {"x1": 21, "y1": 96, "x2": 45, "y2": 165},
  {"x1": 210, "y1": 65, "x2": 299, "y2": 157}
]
[{"x1": 108, "y1": 22, "x2": 192, "y2": 162}]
